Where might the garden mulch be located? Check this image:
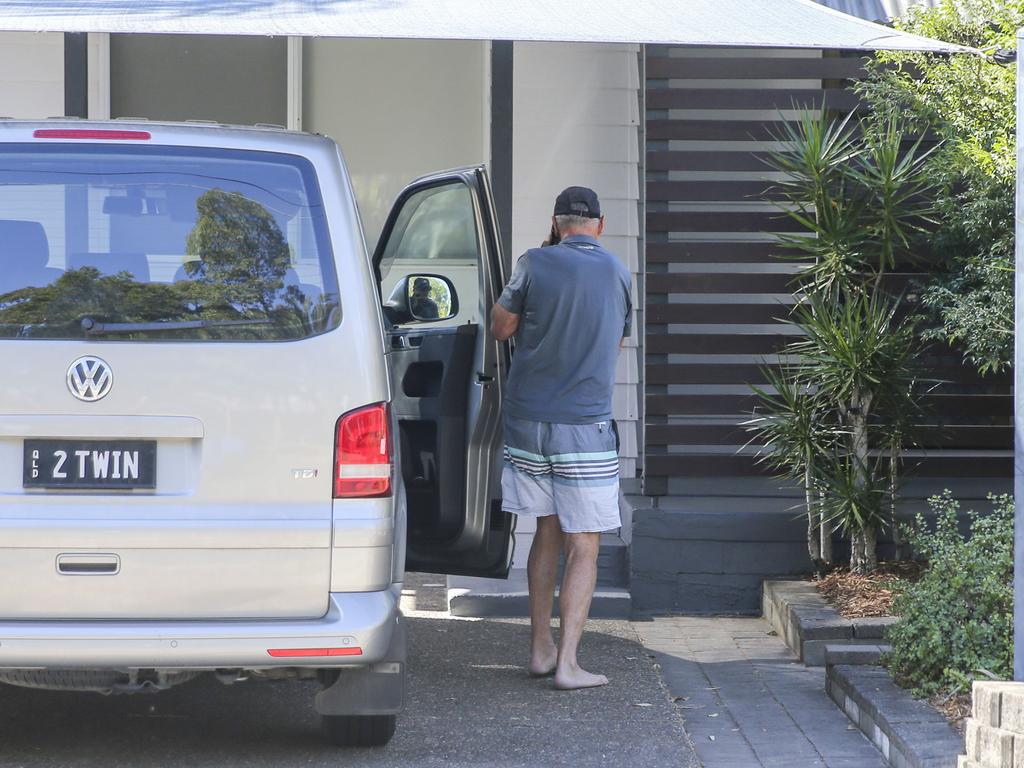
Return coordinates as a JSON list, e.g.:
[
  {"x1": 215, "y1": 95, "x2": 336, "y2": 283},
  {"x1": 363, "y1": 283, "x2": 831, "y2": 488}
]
[
  {"x1": 812, "y1": 563, "x2": 970, "y2": 735},
  {"x1": 812, "y1": 562, "x2": 921, "y2": 619}
]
